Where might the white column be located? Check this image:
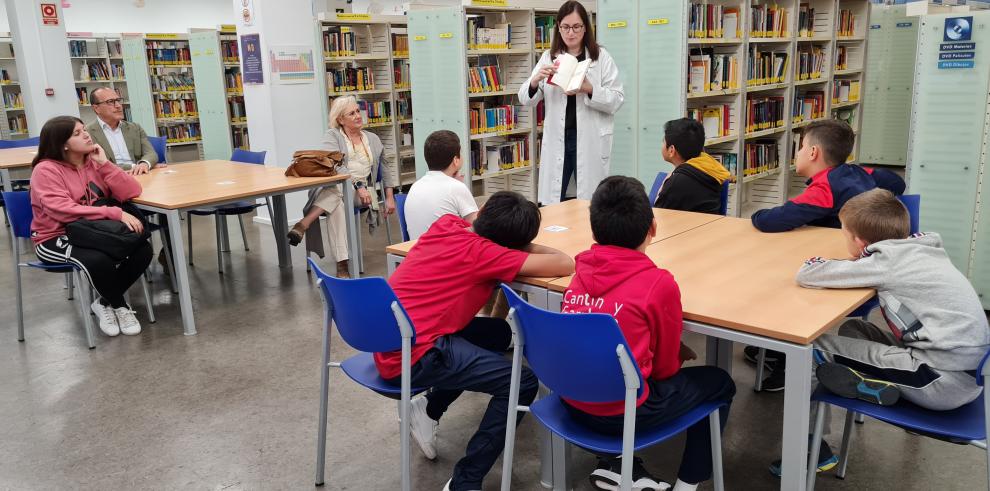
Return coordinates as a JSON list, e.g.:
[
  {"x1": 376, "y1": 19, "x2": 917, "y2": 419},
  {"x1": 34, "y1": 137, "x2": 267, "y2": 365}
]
[
  {"x1": 235, "y1": 0, "x2": 328, "y2": 225},
  {"x1": 5, "y1": 0, "x2": 78, "y2": 134}
]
